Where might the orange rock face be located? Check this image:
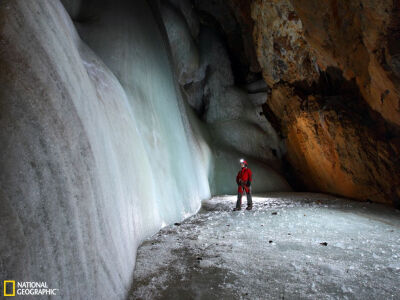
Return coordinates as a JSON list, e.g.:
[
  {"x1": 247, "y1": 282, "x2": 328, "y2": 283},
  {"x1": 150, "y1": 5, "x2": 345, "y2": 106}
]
[
  {"x1": 290, "y1": 0, "x2": 400, "y2": 126},
  {"x1": 245, "y1": 0, "x2": 400, "y2": 205},
  {"x1": 266, "y1": 79, "x2": 400, "y2": 204}
]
